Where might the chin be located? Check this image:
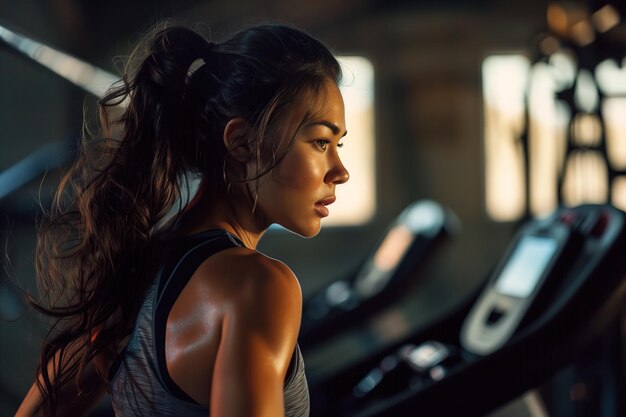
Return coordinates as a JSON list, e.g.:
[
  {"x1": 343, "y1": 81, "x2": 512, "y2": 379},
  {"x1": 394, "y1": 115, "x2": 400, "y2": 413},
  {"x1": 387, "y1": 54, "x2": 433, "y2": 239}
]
[
  {"x1": 283, "y1": 221, "x2": 322, "y2": 238},
  {"x1": 302, "y1": 228, "x2": 321, "y2": 238}
]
